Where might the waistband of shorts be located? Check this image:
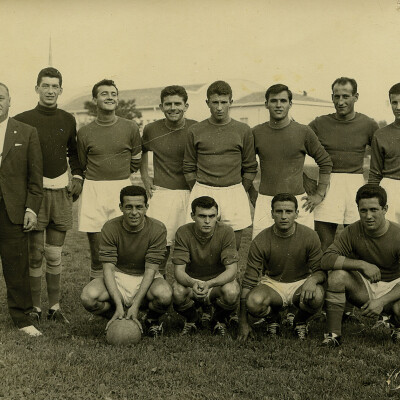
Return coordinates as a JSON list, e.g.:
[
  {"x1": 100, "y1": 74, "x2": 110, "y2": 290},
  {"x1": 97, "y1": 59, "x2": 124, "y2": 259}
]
[
  {"x1": 43, "y1": 171, "x2": 69, "y2": 189},
  {"x1": 154, "y1": 185, "x2": 190, "y2": 192},
  {"x1": 196, "y1": 182, "x2": 242, "y2": 190},
  {"x1": 84, "y1": 178, "x2": 132, "y2": 185}
]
